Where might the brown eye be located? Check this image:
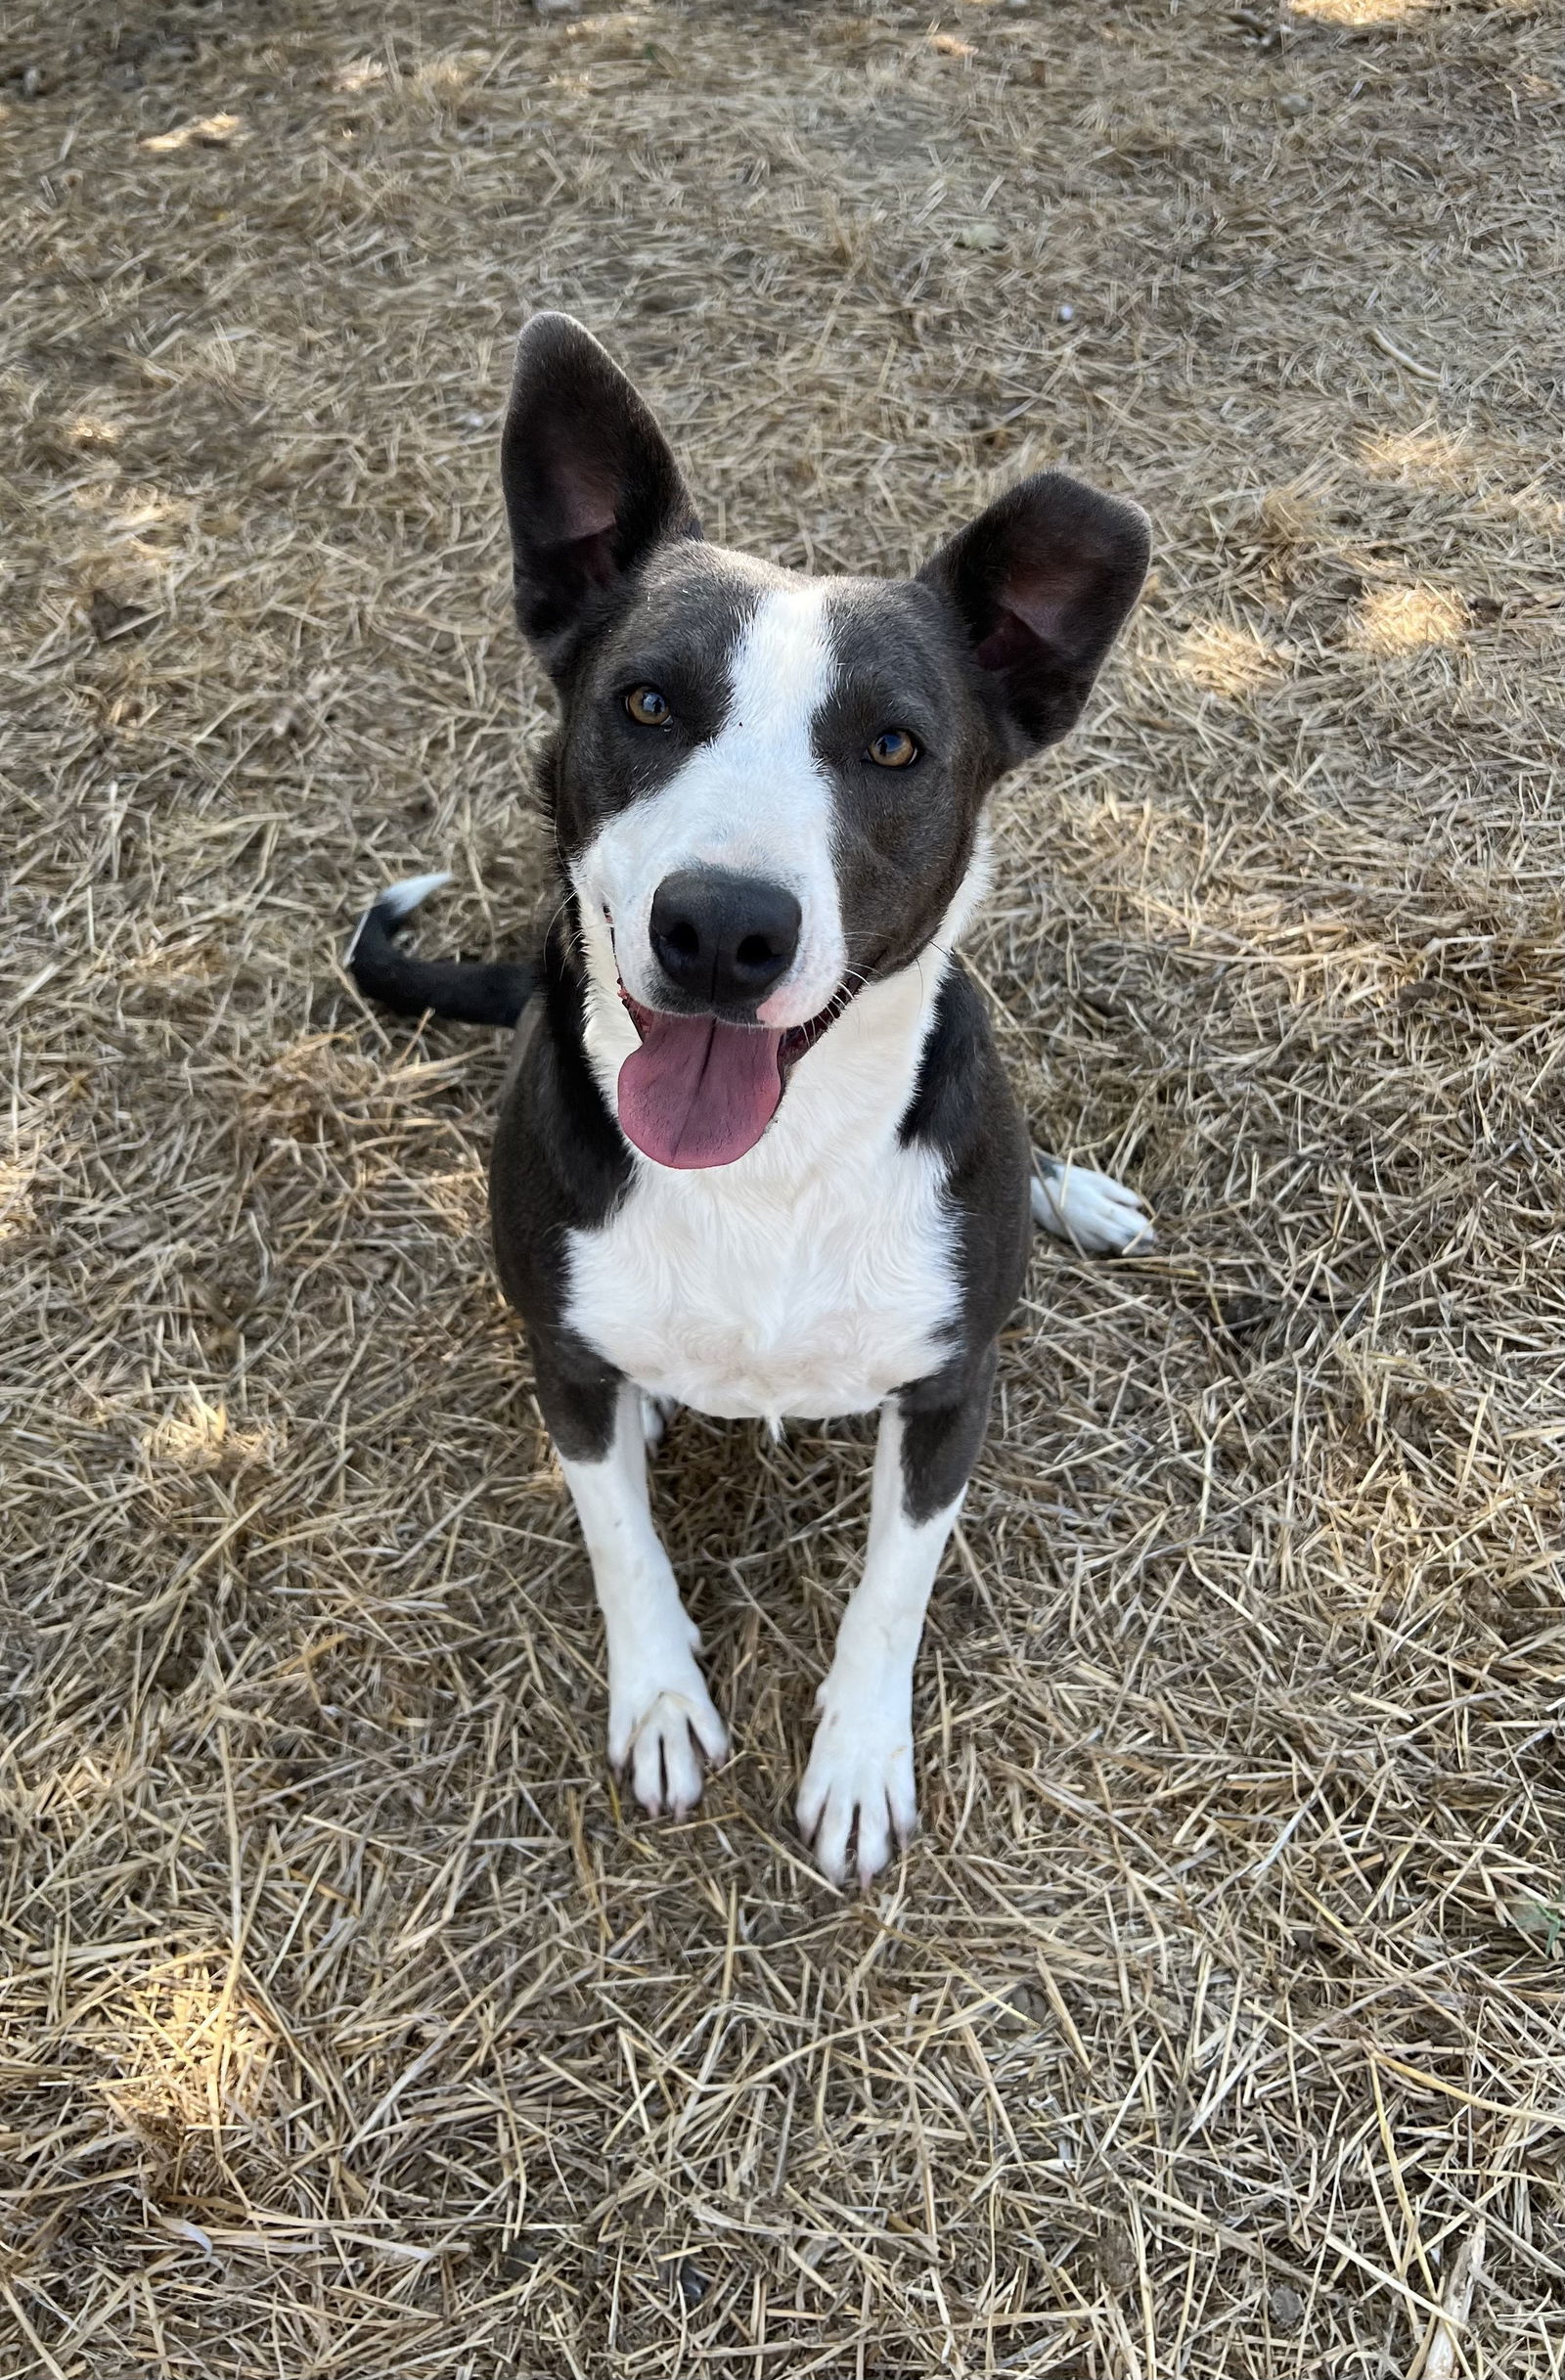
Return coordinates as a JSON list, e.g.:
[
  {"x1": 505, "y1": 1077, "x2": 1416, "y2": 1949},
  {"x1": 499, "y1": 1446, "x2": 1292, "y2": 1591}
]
[
  {"x1": 625, "y1": 685, "x2": 672, "y2": 727},
  {"x1": 868, "y1": 728, "x2": 920, "y2": 769}
]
